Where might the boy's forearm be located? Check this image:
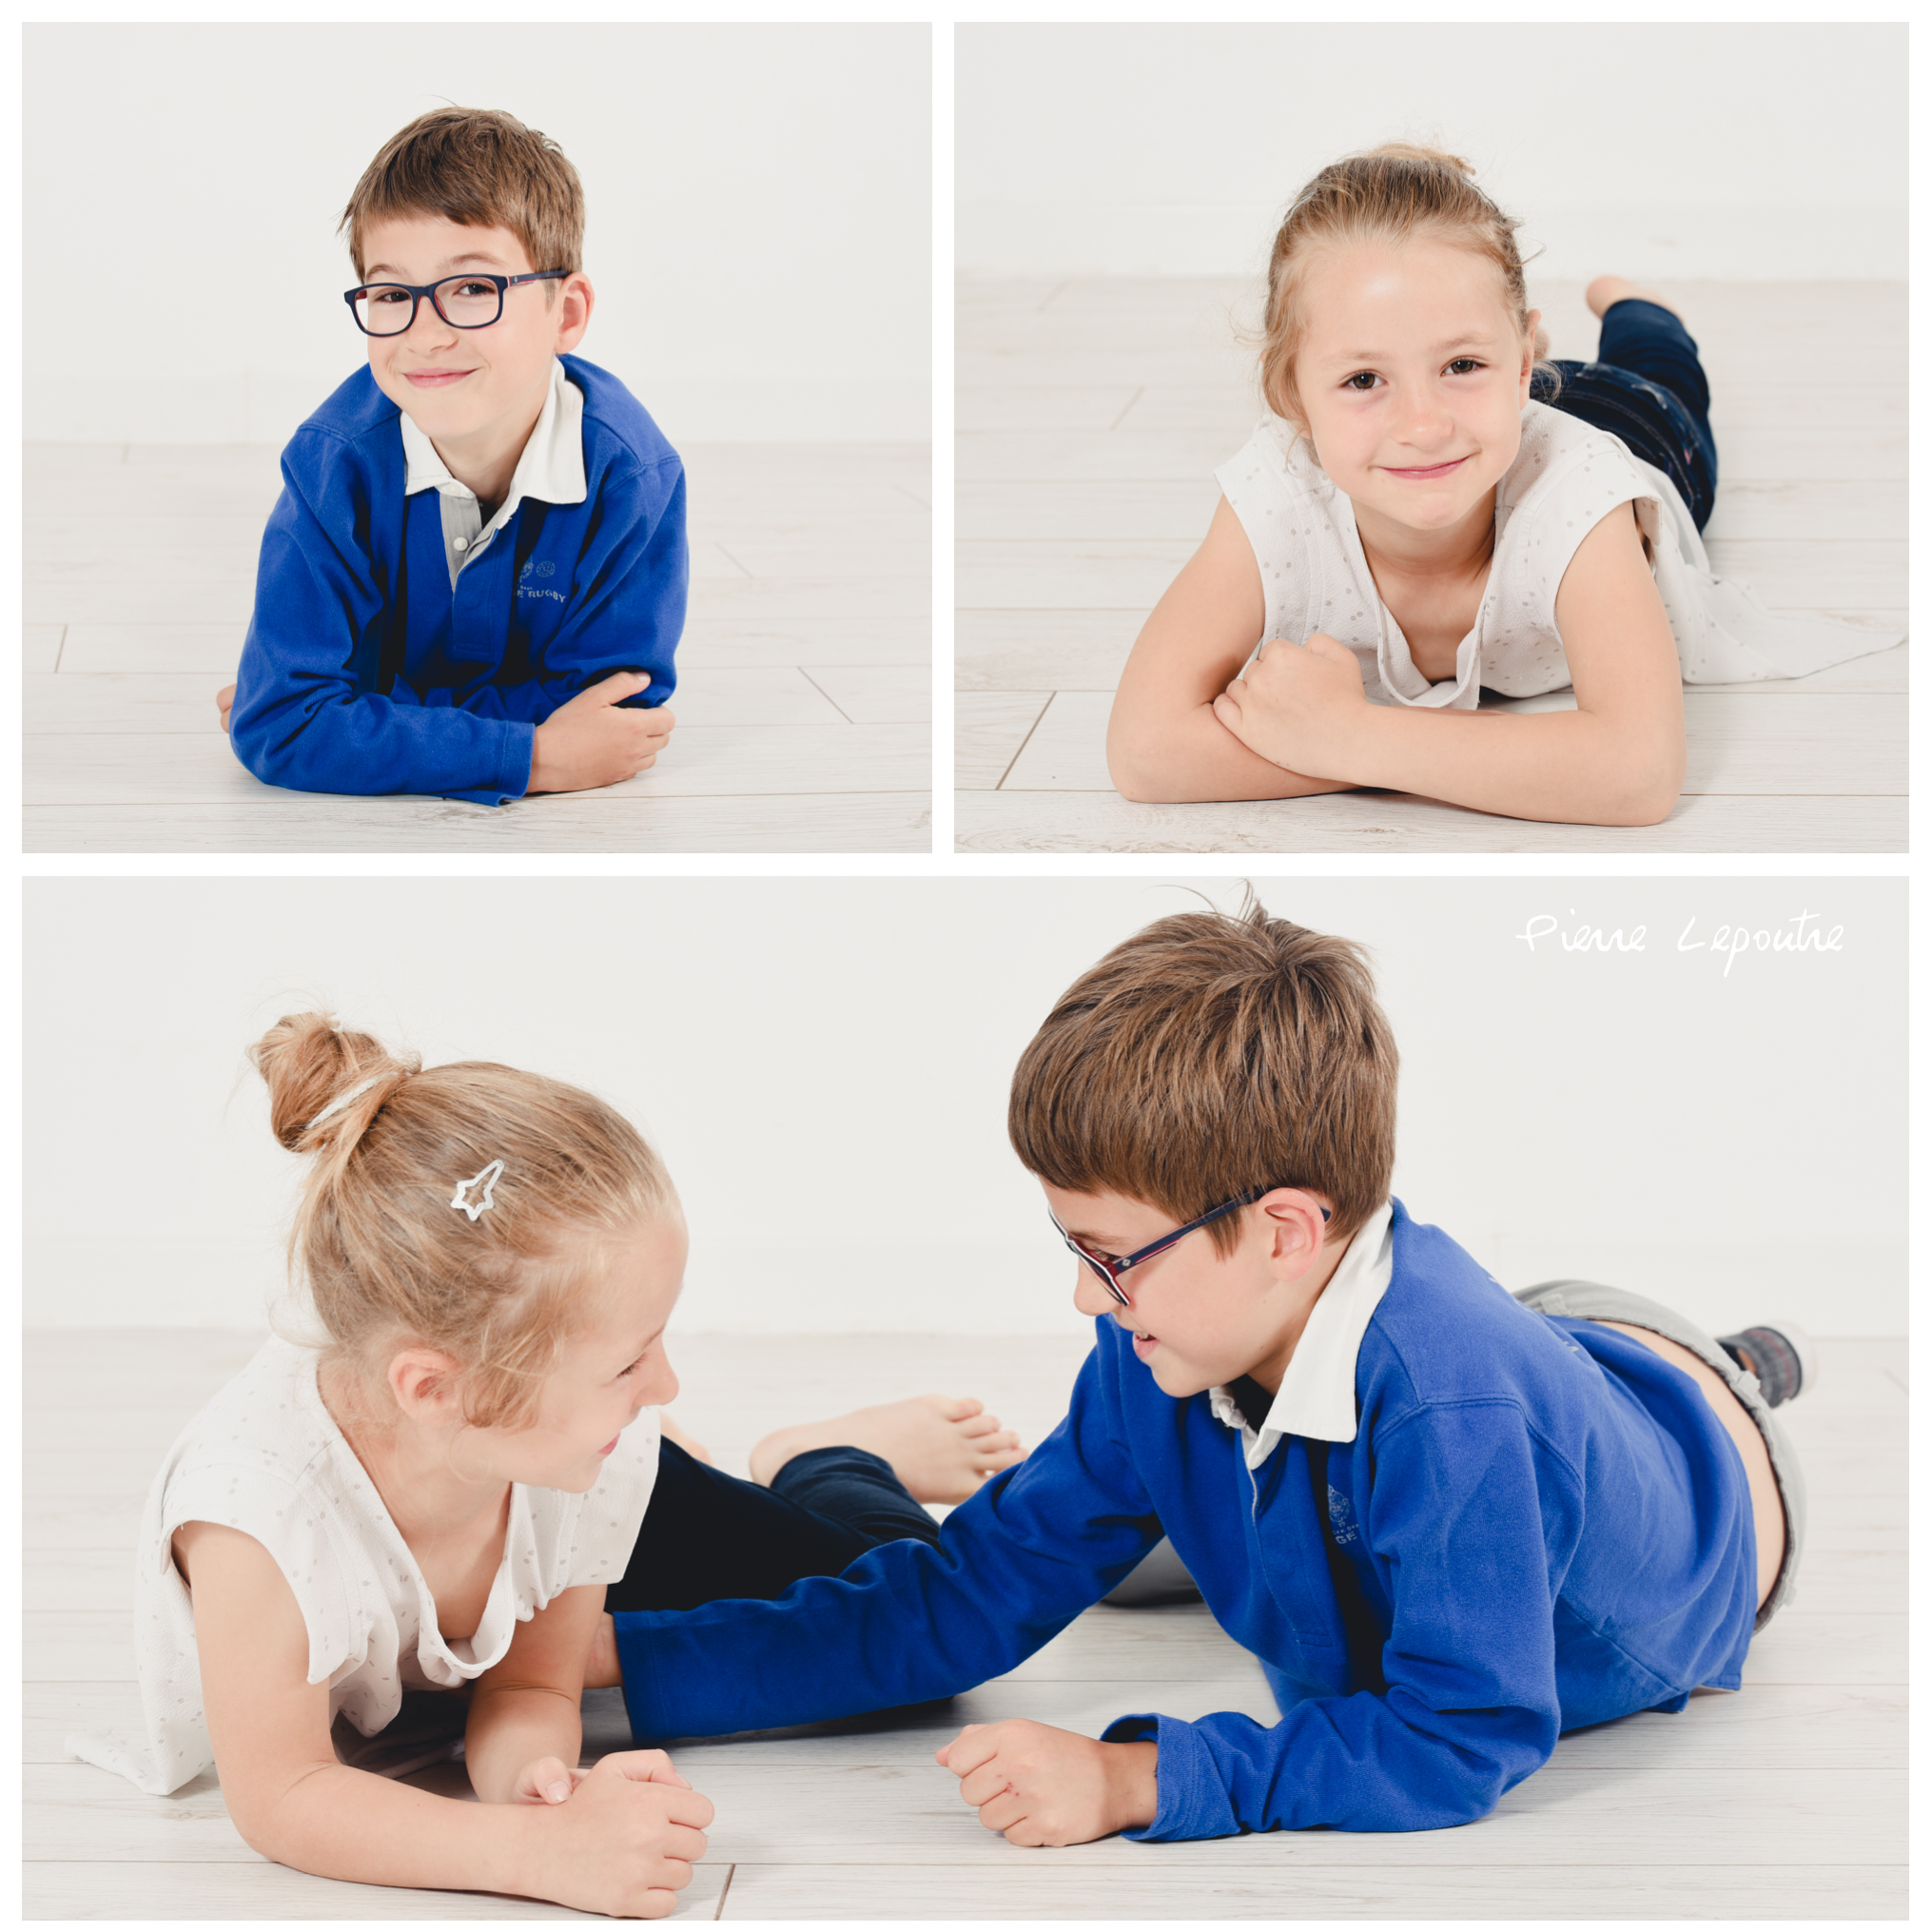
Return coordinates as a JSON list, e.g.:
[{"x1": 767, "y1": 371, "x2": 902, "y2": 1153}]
[
  {"x1": 1337, "y1": 703, "x2": 1682, "y2": 827},
  {"x1": 1108, "y1": 697, "x2": 1356, "y2": 805},
  {"x1": 464, "y1": 1684, "x2": 584, "y2": 1805},
  {"x1": 231, "y1": 670, "x2": 536, "y2": 804},
  {"x1": 249, "y1": 1760, "x2": 547, "y2": 1898}
]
